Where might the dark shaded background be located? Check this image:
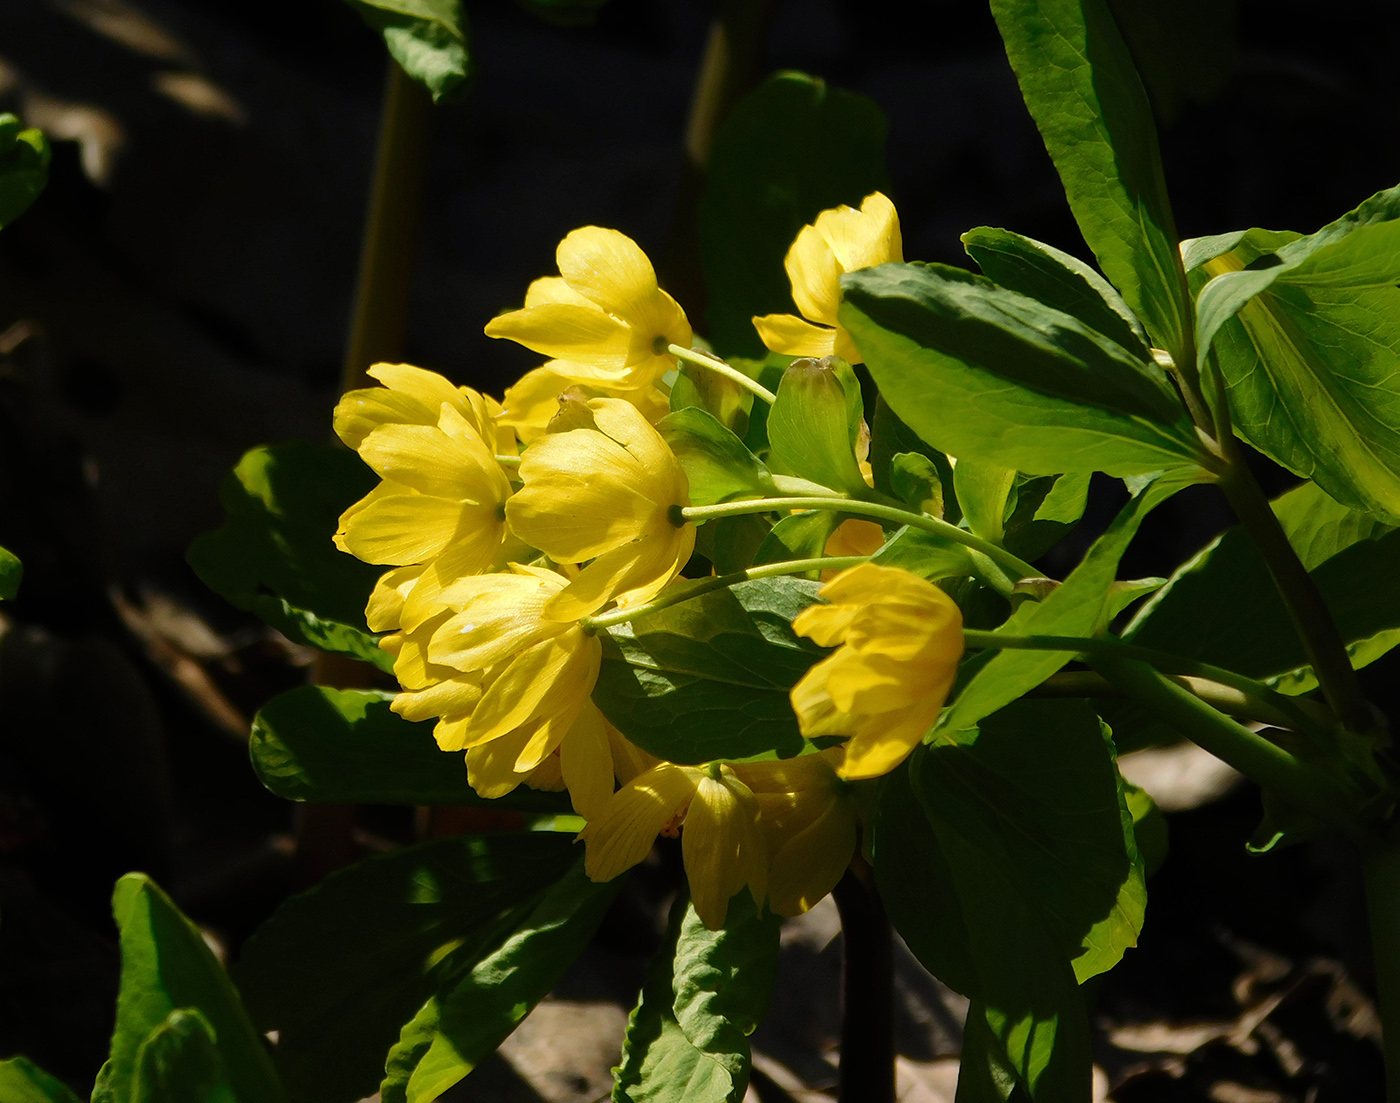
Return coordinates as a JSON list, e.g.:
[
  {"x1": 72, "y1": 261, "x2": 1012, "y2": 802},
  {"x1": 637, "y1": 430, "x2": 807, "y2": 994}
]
[{"x1": 0, "y1": 0, "x2": 1397, "y2": 1097}]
